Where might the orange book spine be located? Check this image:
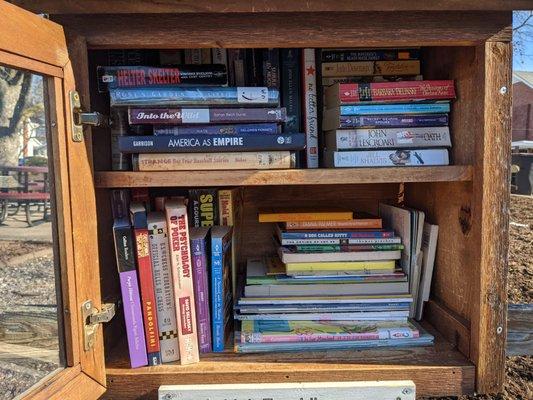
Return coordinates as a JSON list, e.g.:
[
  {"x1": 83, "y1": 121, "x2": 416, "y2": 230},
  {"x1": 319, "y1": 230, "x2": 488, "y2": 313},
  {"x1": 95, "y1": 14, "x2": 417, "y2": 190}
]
[{"x1": 259, "y1": 211, "x2": 353, "y2": 223}]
